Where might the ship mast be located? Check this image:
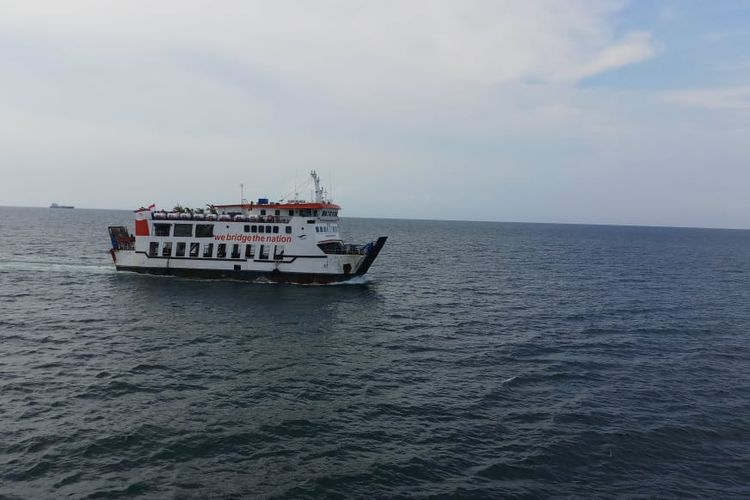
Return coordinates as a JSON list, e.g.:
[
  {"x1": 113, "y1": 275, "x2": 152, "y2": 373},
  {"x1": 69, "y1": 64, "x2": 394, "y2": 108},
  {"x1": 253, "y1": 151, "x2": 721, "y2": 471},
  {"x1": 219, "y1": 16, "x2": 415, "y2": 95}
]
[{"x1": 311, "y1": 170, "x2": 324, "y2": 203}]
